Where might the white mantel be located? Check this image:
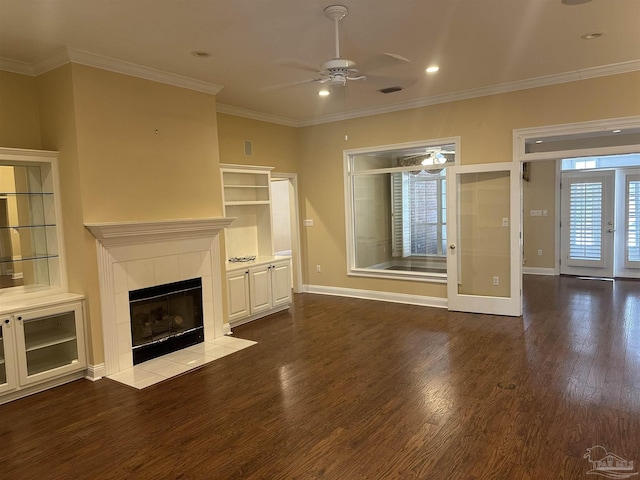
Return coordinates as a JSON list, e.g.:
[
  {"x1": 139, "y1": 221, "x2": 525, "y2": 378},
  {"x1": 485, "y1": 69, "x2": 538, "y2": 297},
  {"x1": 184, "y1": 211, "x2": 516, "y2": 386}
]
[{"x1": 85, "y1": 217, "x2": 234, "y2": 377}]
